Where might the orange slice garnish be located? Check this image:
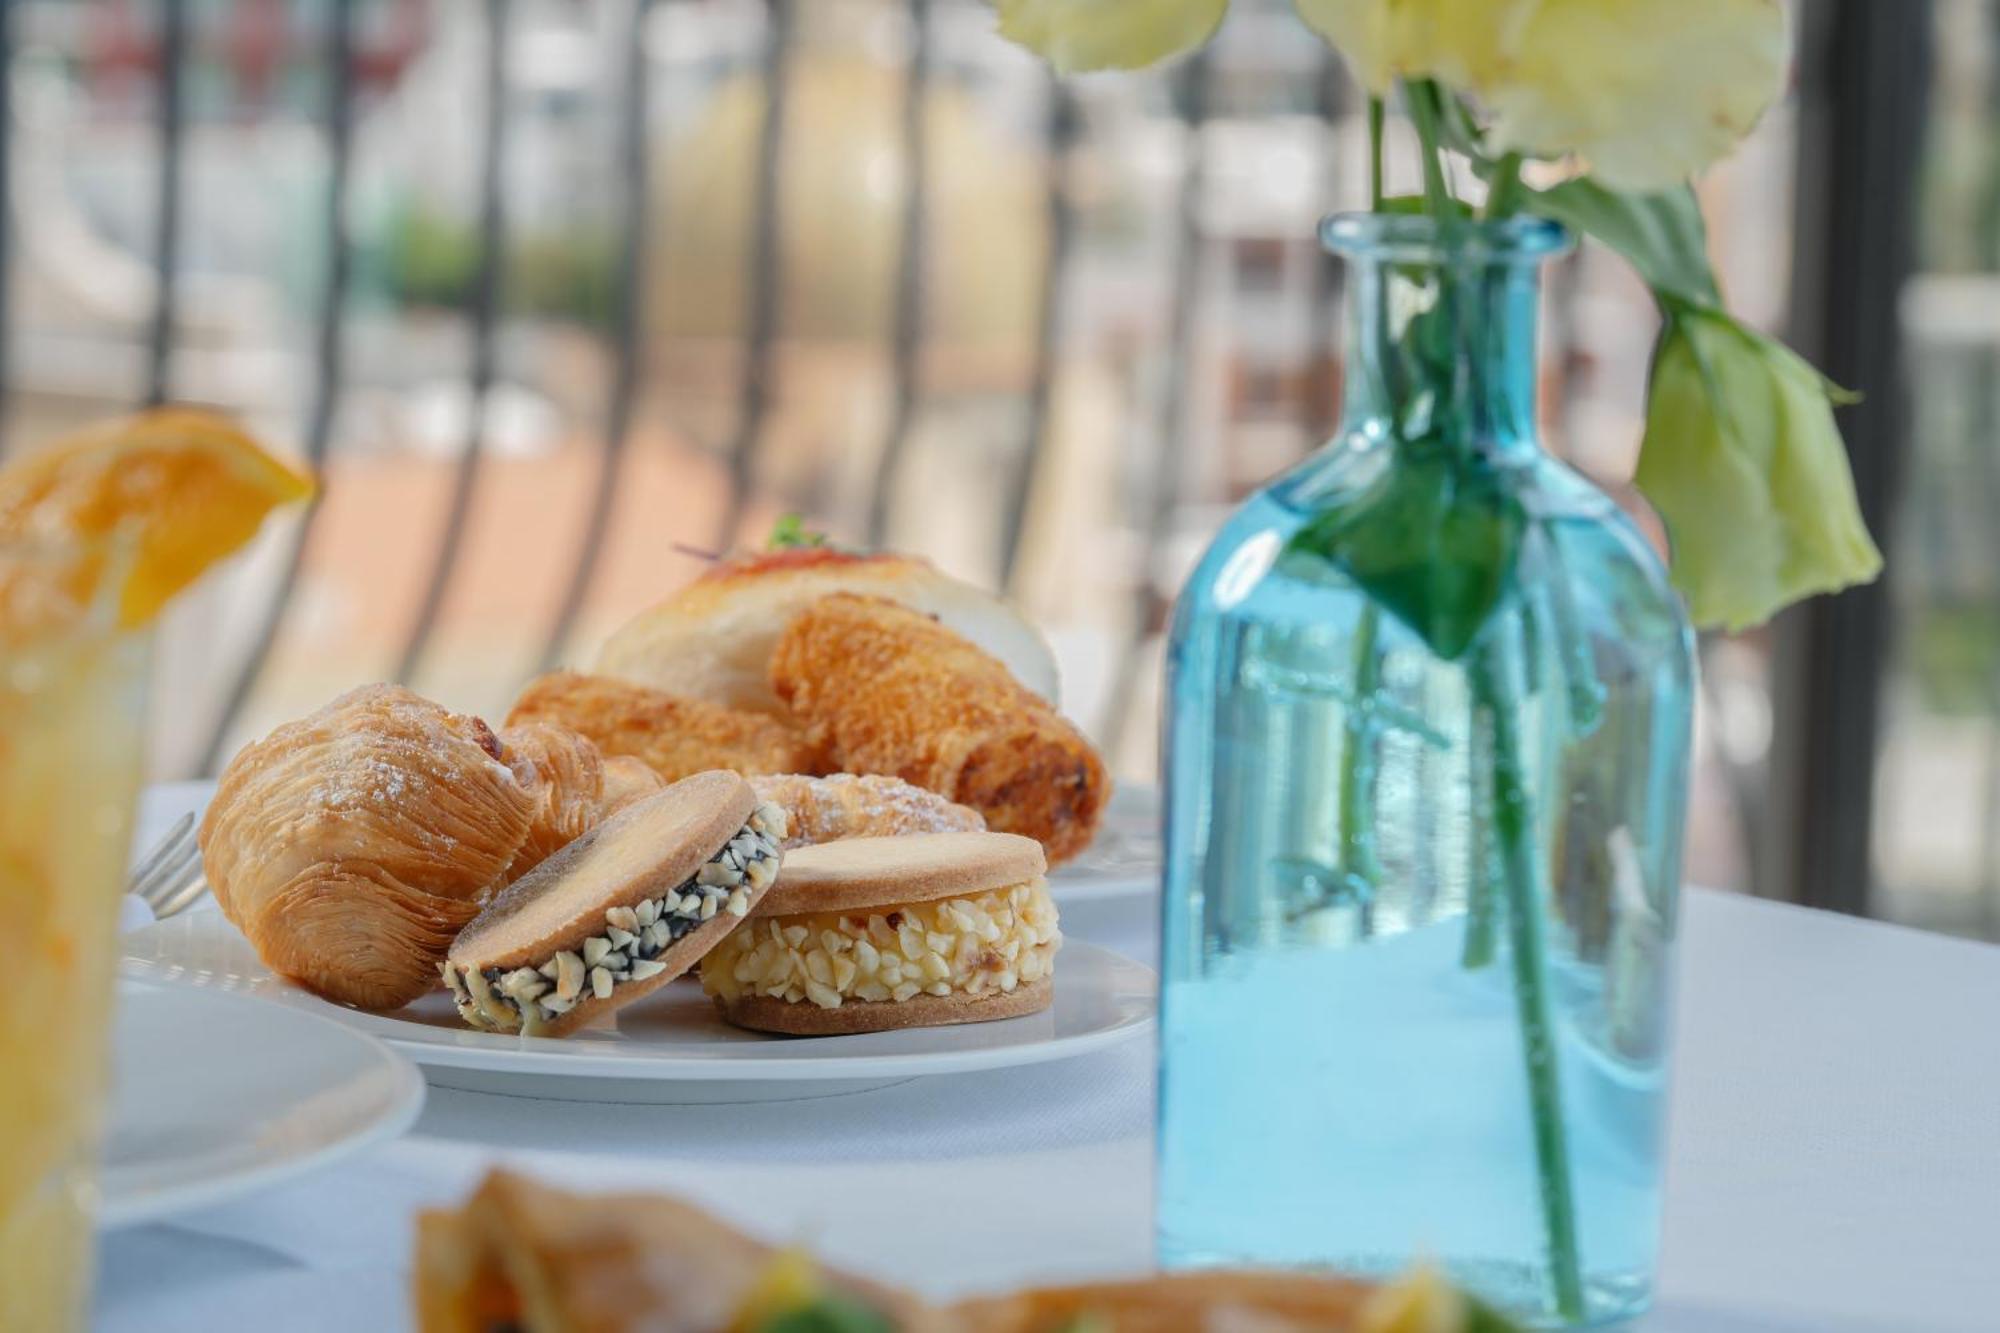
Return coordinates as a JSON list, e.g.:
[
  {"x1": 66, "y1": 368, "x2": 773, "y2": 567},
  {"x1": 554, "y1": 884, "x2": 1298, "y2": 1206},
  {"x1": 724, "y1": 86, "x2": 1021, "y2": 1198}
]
[{"x1": 0, "y1": 407, "x2": 313, "y2": 630}]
